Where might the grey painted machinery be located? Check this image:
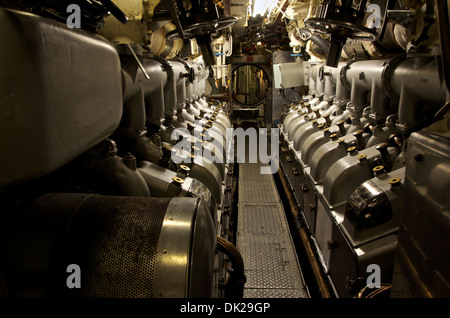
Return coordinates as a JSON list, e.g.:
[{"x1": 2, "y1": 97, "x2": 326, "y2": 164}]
[
  {"x1": 279, "y1": 0, "x2": 450, "y2": 297},
  {"x1": 0, "y1": 2, "x2": 242, "y2": 299},
  {"x1": 1, "y1": 0, "x2": 449, "y2": 300}
]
